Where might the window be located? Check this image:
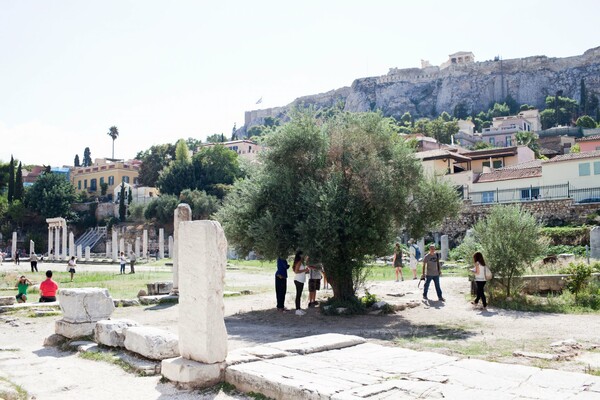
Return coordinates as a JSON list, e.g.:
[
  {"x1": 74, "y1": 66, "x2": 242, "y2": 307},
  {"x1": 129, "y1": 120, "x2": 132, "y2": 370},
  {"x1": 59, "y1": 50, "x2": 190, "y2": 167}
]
[
  {"x1": 521, "y1": 187, "x2": 540, "y2": 200},
  {"x1": 506, "y1": 136, "x2": 512, "y2": 146},
  {"x1": 78, "y1": 181, "x2": 81, "y2": 190},
  {"x1": 123, "y1": 176, "x2": 130, "y2": 183},
  {"x1": 108, "y1": 176, "x2": 114, "y2": 185},
  {"x1": 84, "y1": 179, "x2": 88, "y2": 189},
  {"x1": 489, "y1": 137, "x2": 495, "y2": 146},
  {"x1": 579, "y1": 163, "x2": 591, "y2": 176},
  {"x1": 482, "y1": 191, "x2": 494, "y2": 203},
  {"x1": 90, "y1": 179, "x2": 97, "y2": 192},
  {"x1": 594, "y1": 161, "x2": 600, "y2": 175},
  {"x1": 100, "y1": 177, "x2": 105, "y2": 185},
  {"x1": 482, "y1": 160, "x2": 503, "y2": 169},
  {"x1": 134, "y1": 177, "x2": 139, "y2": 185}
]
